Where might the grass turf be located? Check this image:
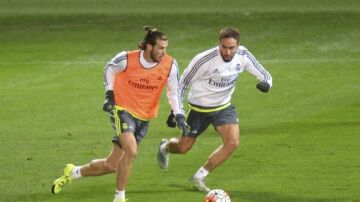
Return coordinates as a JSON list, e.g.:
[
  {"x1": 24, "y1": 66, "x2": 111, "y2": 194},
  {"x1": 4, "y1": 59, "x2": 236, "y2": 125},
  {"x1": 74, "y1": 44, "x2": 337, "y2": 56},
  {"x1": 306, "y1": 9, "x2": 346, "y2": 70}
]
[{"x1": 0, "y1": 1, "x2": 359, "y2": 201}]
